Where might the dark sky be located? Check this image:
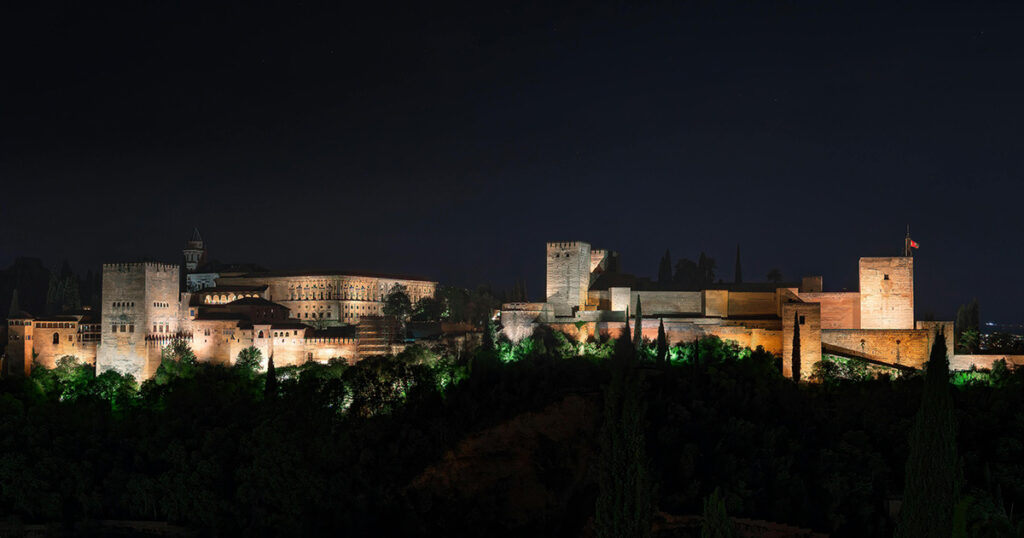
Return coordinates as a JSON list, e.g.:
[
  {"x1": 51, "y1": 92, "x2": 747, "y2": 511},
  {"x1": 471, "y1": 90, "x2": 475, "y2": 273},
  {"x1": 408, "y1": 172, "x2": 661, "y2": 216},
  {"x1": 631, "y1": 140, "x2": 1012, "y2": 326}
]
[{"x1": 2, "y1": 2, "x2": 1022, "y2": 322}]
